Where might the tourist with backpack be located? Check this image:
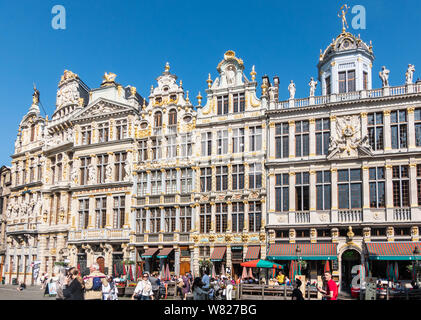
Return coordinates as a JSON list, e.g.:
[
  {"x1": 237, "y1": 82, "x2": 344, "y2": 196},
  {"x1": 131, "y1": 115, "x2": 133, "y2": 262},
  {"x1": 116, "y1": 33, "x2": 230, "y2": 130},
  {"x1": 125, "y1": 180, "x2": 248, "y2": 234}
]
[{"x1": 83, "y1": 263, "x2": 108, "y2": 300}]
